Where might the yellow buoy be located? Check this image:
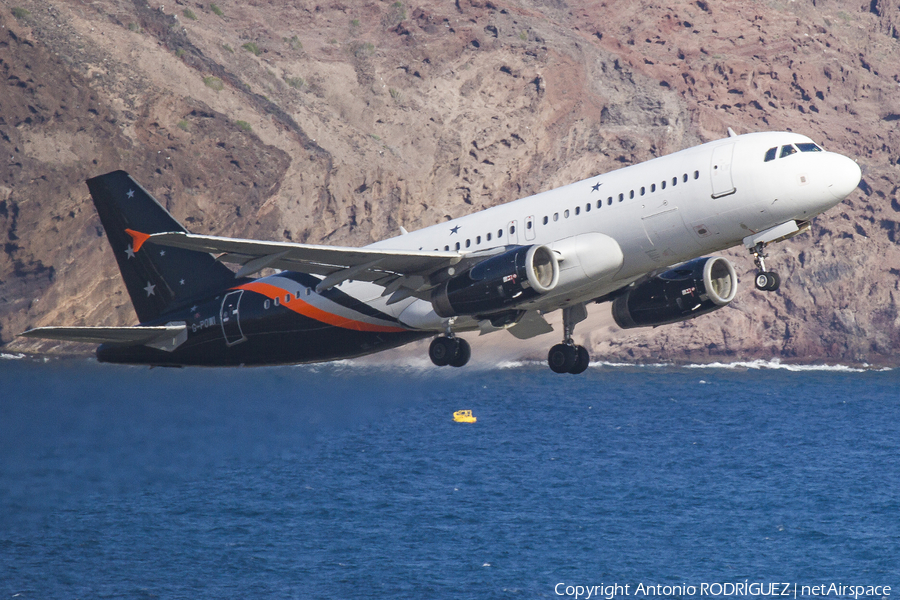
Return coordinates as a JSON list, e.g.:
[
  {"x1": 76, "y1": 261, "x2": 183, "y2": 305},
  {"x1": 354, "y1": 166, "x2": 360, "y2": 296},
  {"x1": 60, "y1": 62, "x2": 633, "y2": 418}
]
[{"x1": 453, "y1": 409, "x2": 476, "y2": 423}]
